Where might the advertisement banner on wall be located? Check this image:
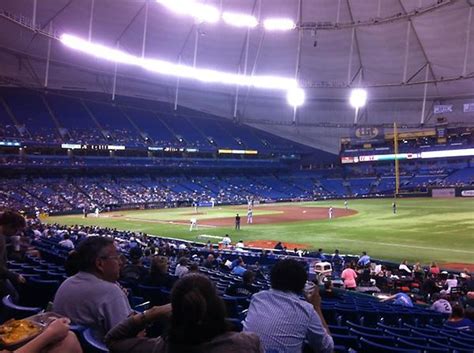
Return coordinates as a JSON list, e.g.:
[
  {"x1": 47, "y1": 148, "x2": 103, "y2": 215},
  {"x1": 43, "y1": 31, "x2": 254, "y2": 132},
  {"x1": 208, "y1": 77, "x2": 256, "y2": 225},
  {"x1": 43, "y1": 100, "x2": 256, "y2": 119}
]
[
  {"x1": 463, "y1": 103, "x2": 474, "y2": 113},
  {"x1": 433, "y1": 105, "x2": 453, "y2": 114},
  {"x1": 432, "y1": 188, "x2": 456, "y2": 198},
  {"x1": 461, "y1": 190, "x2": 474, "y2": 197}
]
